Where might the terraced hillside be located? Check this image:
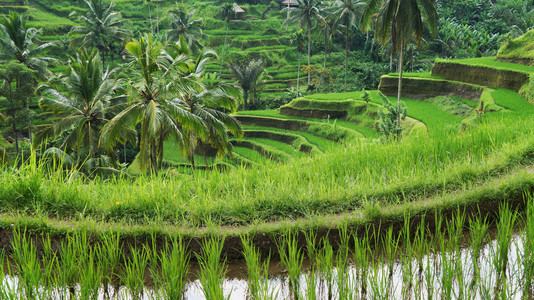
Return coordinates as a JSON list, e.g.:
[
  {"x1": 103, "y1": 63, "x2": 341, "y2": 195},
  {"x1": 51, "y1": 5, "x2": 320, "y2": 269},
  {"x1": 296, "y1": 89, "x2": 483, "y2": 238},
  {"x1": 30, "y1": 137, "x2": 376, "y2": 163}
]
[
  {"x1": 180, "y1": 55, "x2": 533, "y2": 171},
  {"x1": 0, "y1": 0, "x2": 345, "y2": 95}
]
